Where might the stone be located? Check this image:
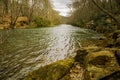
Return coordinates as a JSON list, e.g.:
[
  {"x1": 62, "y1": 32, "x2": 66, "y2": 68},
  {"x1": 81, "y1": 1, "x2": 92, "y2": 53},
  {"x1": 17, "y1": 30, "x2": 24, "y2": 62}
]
[
  {"x1": 75, "y1": 46, "x2": 101, "y2": 67},
  {"x1": 84, "y1": 50, "x2": 120, "y2": 80},
  {"x1": 74, "y1": 49, "x2": 88, "y2": 67},
  {"x1": 23, "y1": 58, "x2": 74, "y2": 80},
  {"x1": 100, "y1": 71, "x2": 120, "y2": 80},
  {"x1": 114, "y1": 49, "x2": 120, "y2": 66},
  {"x1": 116, "y1": 37, "x2": 120, "y2": 47}
]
